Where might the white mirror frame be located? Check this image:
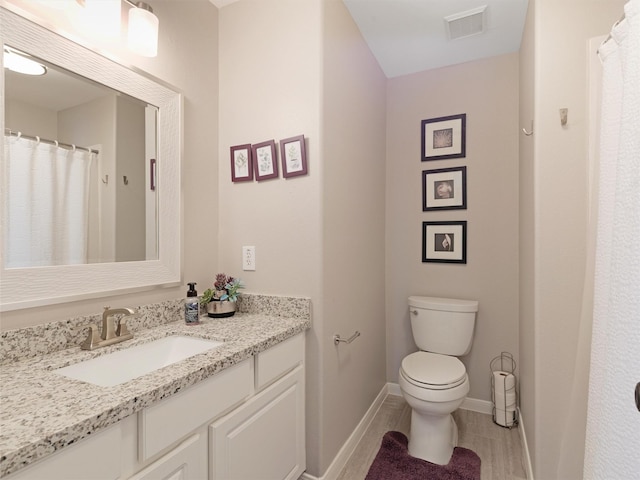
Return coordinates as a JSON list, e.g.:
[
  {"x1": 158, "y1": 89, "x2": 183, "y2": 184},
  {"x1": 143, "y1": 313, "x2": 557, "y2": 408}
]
[{"x1": 0, "y1": 8, "x2": 182, "y2": 311}]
